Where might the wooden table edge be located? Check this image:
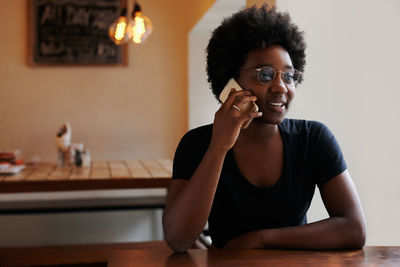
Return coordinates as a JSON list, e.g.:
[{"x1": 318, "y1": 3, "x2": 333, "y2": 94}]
[{"x1": 0, "y1": 178, "x2": 171, "y2": 193}]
